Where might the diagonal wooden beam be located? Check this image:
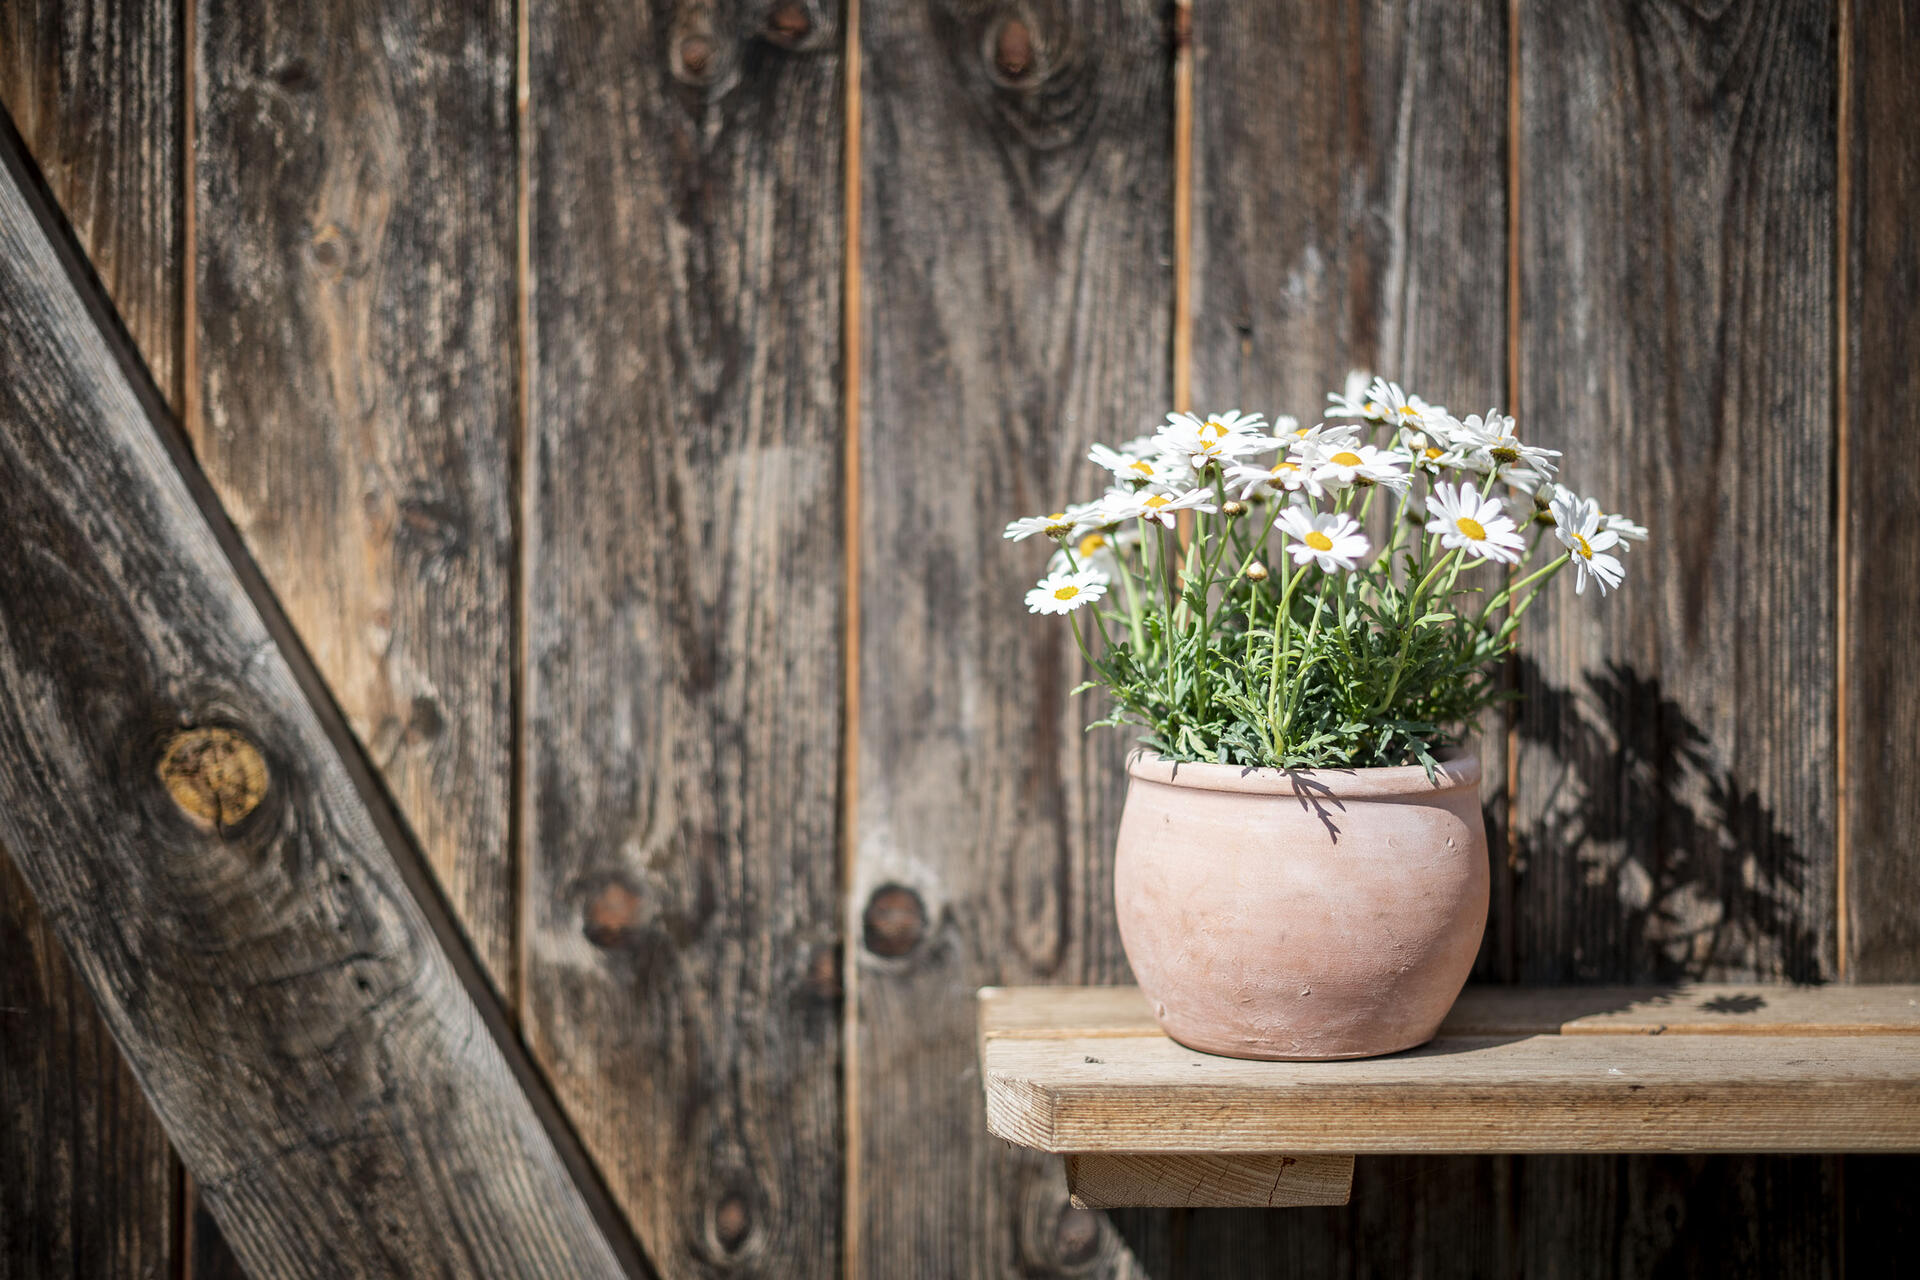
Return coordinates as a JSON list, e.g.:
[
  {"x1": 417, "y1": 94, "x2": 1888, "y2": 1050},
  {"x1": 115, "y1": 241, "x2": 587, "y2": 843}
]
[{"x1": 0, "y1": 118, "x2": 638, "y2": 1279}]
